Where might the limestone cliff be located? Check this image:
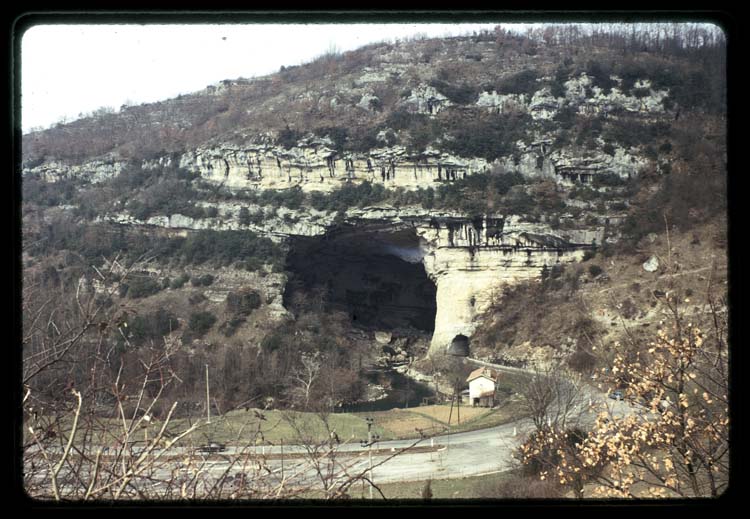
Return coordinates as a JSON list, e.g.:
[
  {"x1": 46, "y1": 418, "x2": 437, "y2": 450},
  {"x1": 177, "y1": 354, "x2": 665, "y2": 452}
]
[{"x1": 97, "y1": 200, "x2": 600, "y2": 356}]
